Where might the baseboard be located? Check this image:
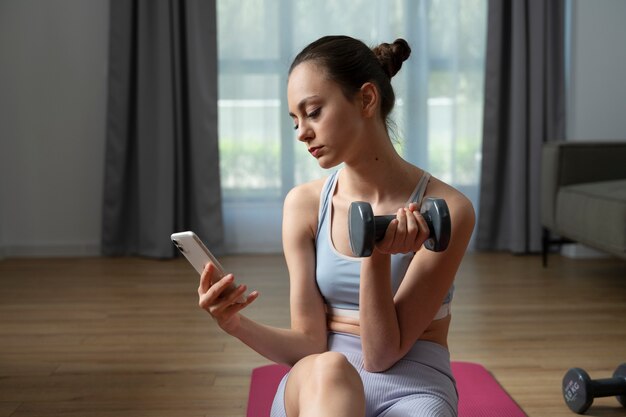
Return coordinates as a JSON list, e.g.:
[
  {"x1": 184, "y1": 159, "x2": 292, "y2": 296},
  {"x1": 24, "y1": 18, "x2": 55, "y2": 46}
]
[
  {"x1": 2, "y1": 243, "x2": 101, "y2": 258},
  {"x1": 560, "y1": 243, "x2": 611, "y2": 259}
]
